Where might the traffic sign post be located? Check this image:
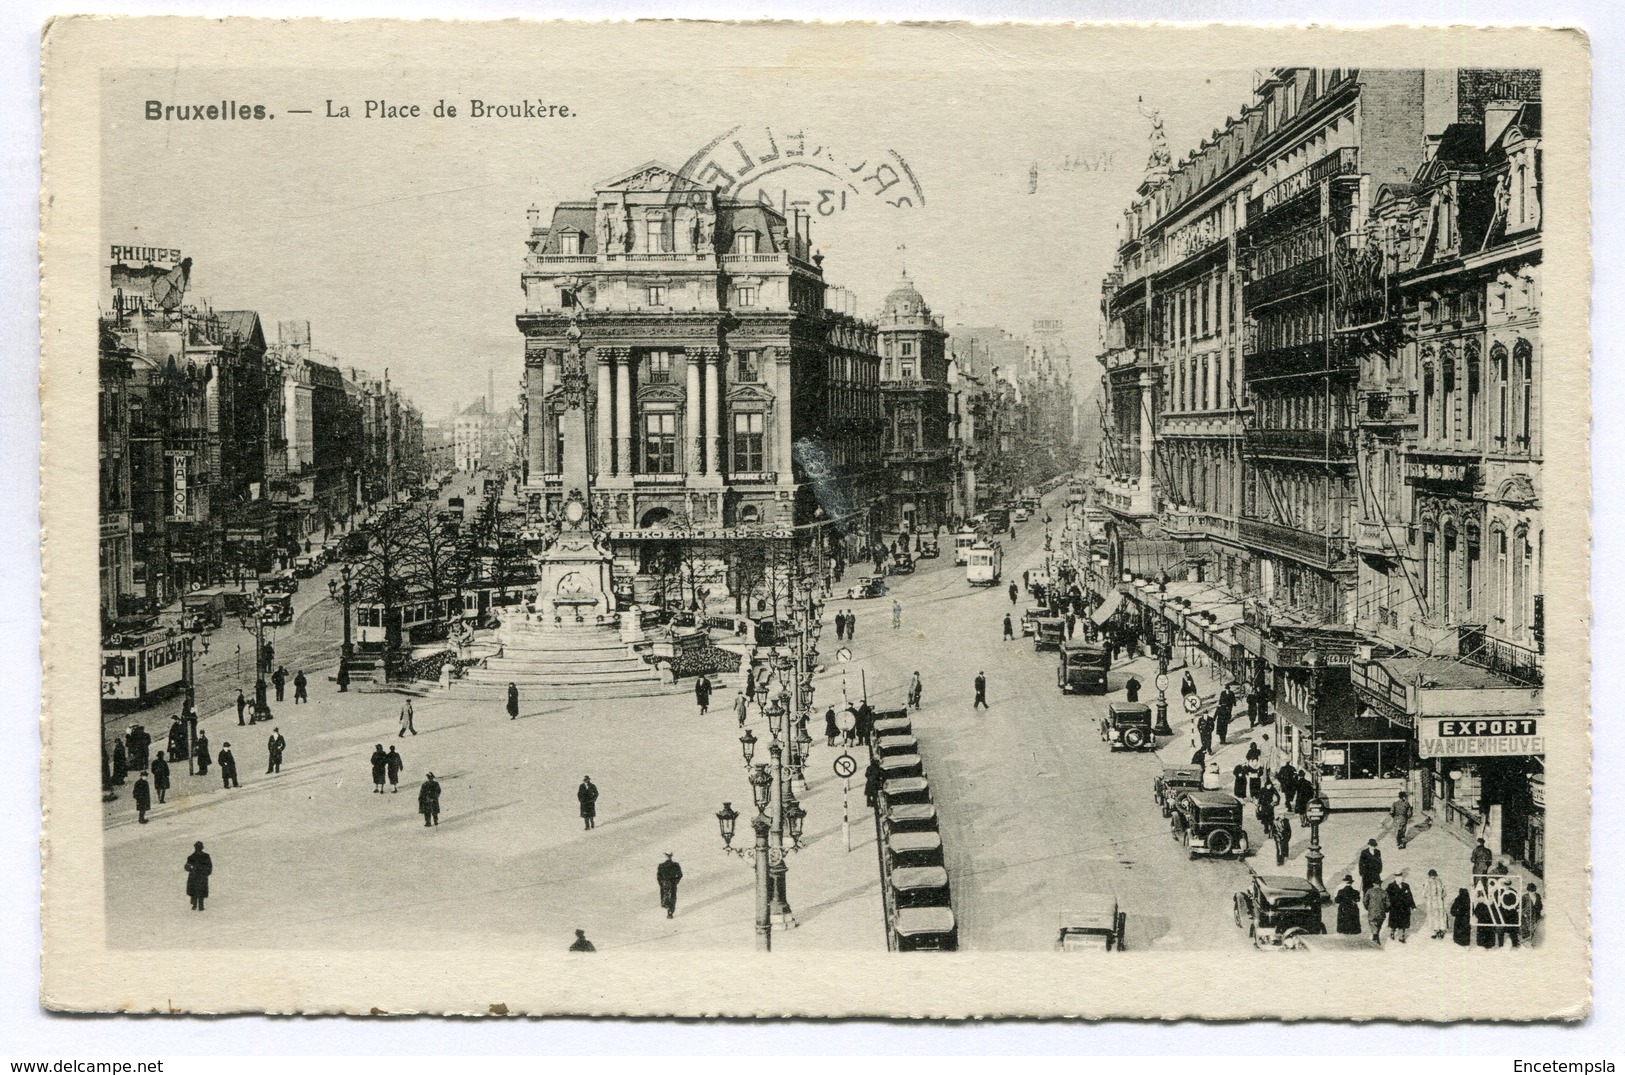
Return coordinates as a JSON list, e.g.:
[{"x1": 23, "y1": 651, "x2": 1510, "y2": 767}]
[{"x1": 832, "y1": 753, "x2": 858, "y2": 852}]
